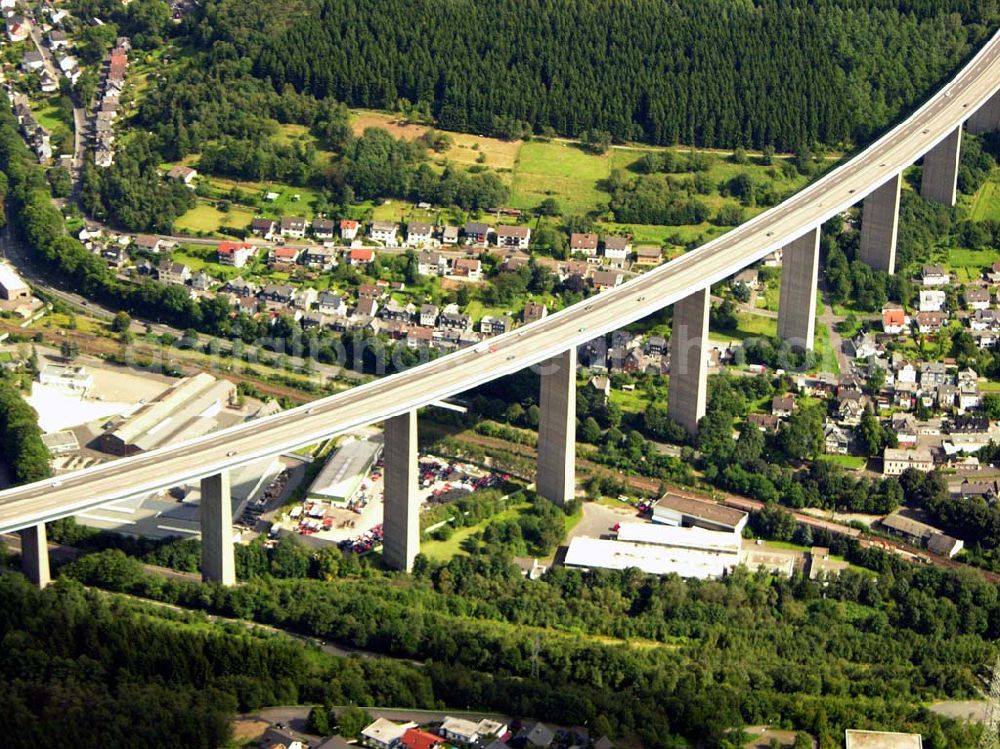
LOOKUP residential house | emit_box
[771,395,795,418]
[438,718,507,746]
[259,283,295,309]
[311,217,335,240]
[280,216,307,239]
[381,300,414,323]
[918,289,947,312]
[167,165,197,185]
[440,225,459,245]
[366,221,397,247]
[881,306,907,334]
[603,235,631,267]
[133,234,163,253]
[734,268,759,289]
[302,246,337,270]
[646,336,666,356]
[354,297,379,319]
[480,315,514,336]
[406,222,434,248]
[6,17,30,43]
[217,241,256,268]
[157,260,190,285]
[500,253,531,273]
[191,271,212,292]
[937,383,958,411]
[340,219,360,241]
[293,287,318,311]
[362,719,414,749]
[921,264,949,286]
[915,311,947,334]
[964,287,991,310]
[101,245,127,269]
[883,448,934,475]
[317,291,346,316]
[407,327,434,348]
[971,309,1000,330]
[824,421,851,455]
[400,729,444,749]
[958,367,980,411]
[438,311,472,331]
[419,304,439,327]
[749,413,780,432]
[634,245,662,265]
[48,30,69,50]
[891,414,918,446]
[837,391,868,426]
[221,277,258,299]
[349,248,375,267]
[358,284,382,300]
[496,224,530,249]
[927,533,964,558]
[270,246,301,268]
[22,50,45,73]
[592,270,623,290]
[570,232,599,258]
[417,250,449,276]
[464,222,490,247]
[589,375,611,399]
[452,258,482,280]
[920,362,949,389]
[847,332,880,359]
[516,723,555,749]
[523,302,548,323]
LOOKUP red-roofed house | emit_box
[350,248,374,266]
[217,241,256,268]
[400,729,443,749]
[340,219,360,241]
[270,246,301,268]
[881,306,907,335]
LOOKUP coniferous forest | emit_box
[175,0,1000,150]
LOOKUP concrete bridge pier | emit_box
[19,524,50,588]
[382,409,420,571]
[860,172,902,274]
[968,91,1000,135]
[668,288,710,436]
[200,470,236,585]
[537,347,577,506]
[776,227,821,352]
[920,126,962,206]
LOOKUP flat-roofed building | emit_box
[652,493,748,533]
[97,373,236,456]
[41,430,80,454]
[564,537,736,579]
[307,437,383,502]
[616,522,742,555]
[38,364,93,393]
[0,263,29,300]
[844,730,922,749]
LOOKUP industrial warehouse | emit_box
[96,373,238,455]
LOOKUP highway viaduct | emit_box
[3,32,1000,588]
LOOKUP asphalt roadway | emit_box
[0,32,998,533]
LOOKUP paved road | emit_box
[0,32,998,532]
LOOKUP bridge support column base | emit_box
[383,410,419,572]
[921,126,962,206]
[777,227,820,352]
[201,471,235,585]
[860,172,902,274]
[668,288,710,436]
[969,91,1000,135]
[20,524,50,588]
[537,348,577,506]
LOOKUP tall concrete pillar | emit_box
[860,172,902,274]
[19,524,50,588]
[668,288,710,435]
[537,347,576,506]
[968,91,1000,135]
[921,126,962,206]
[383,410,420,572]
[200,471,236,585]
[777,227,821,352]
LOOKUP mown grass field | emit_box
[510,141,612,215]
[172,201,257,236]
[969,169,1000,222]
[420,501,532,562]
